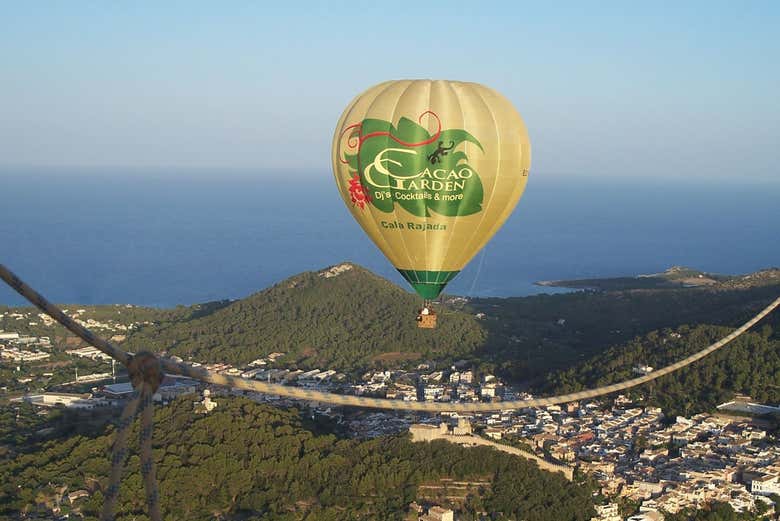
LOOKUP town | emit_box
[3,307,780,521]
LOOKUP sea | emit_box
[1,169,778,307]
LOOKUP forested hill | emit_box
[119,264,780,376]
[123,263,486,370]
[540,322,780,417]
[1,398,594,521]
[467,281,780,383]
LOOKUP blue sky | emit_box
[1,1,778,181]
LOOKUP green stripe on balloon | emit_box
[397,269,460,299]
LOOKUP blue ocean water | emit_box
[0,169,778,307]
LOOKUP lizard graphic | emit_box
[427,141,455,164]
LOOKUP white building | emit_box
[298,369,321,380]
[196,389,218,413]
[0,347,50,361]
[750,473,780,496]
[423,505,454,521]
[591,503,621,521]
[241,367,266,379]
[481,383,499,398]
[66,346,113,361]
[12,393,106,409]
[424,386,445,401]
[314,370,337,381]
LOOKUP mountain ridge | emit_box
[123,262,486,370]
[120,262,780,376]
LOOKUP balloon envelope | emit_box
[332,80,531,299]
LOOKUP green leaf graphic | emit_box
[344,117,484,218]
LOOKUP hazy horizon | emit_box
[2,171,777,307]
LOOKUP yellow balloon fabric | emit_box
[332,80,531,299]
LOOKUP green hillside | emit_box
[468,283,780,382]
[124,264,486,370]
[540,321,780,417]
[1,398,594,521]
[120,264,778,378]
[5,263,775,386]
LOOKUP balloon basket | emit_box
[416,304,437,329]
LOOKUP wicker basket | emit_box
[417,310,437,329]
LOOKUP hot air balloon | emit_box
[332,80,531,327]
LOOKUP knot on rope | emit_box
[127,351,164,393]
[101,351,164,521]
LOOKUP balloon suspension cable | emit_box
[468,247,488,299]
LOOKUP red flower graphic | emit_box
[348,173,372,210]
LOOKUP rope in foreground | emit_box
[0,265,165,521]
[1,263,779,521]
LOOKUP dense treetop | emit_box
[665,501,771,520]
[124,264,486,370]
[1,398,594,521]
[541,323,780,417]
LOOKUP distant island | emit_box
[536,265,780,292]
